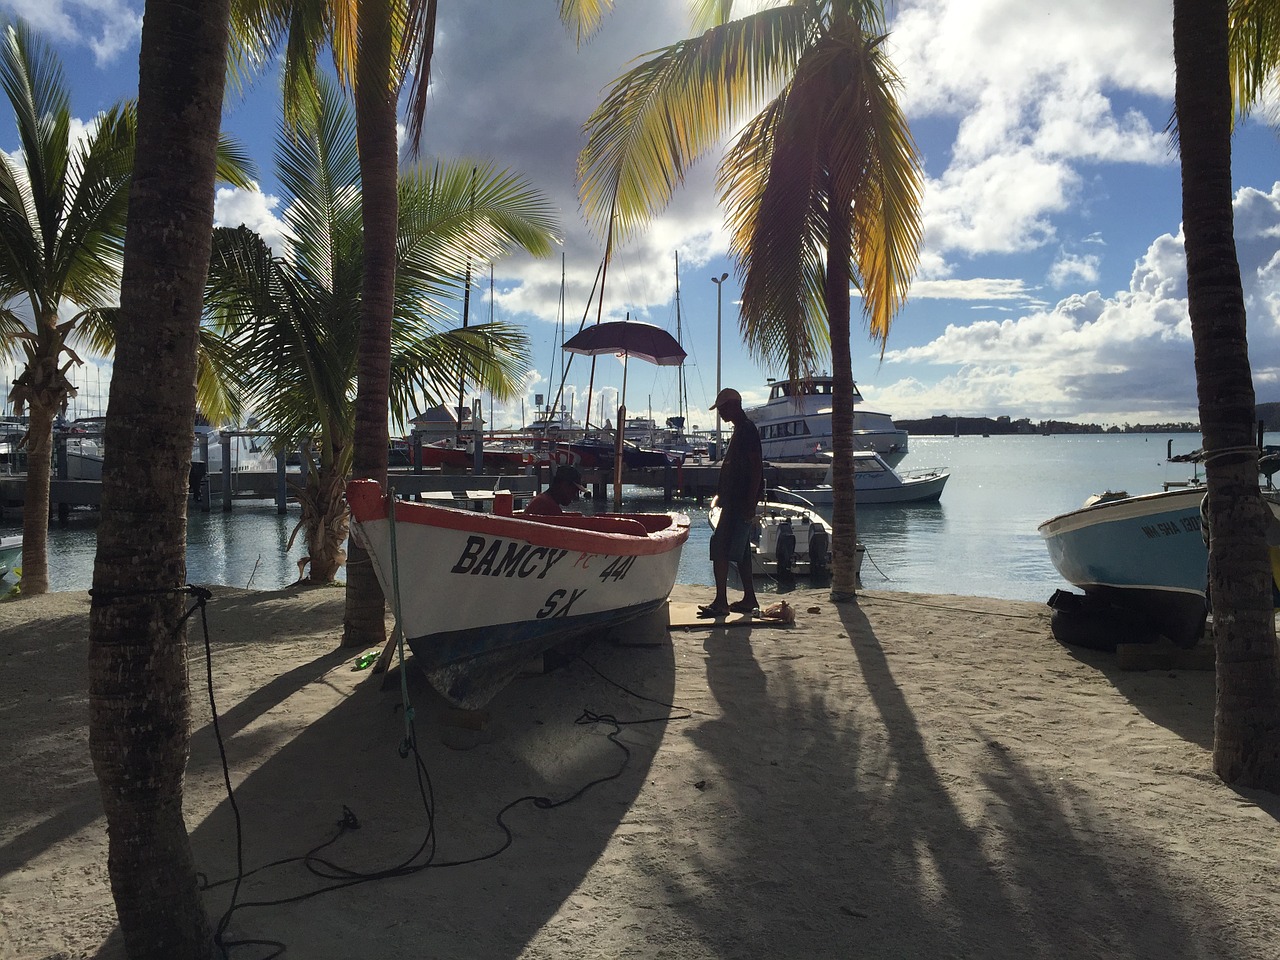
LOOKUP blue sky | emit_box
[4,0,1280,433]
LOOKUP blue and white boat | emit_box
[1038,487,1213,646]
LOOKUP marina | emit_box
[1,433,1251,600]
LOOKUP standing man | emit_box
[700,387,763,617]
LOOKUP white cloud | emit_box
[213,185,290,255]
[875,182,1280,422]
[909,277,1036,302]
[893,0,1175,274]
[2,1,140,66]
[1047,252,1101,288]
[922,150,1078,256]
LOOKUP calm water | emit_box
[3,433,1253,601]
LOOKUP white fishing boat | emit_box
[746,375,909,466]
[774,450,948,506]
[346,479,690,709]
[709,496,863,580]
[0,534,21,580]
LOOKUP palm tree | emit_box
[87,1,234,955]
[229,0,618,645]
[0,16,253,596]
[0,20,133,597]
[578,0,922,601]
[205,80,556,583]
[1174,0,1280,789]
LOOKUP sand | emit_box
[1,583,1278,960]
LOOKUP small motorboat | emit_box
[347,479,689,709]
[1039,487,1215,646]
[709,495,863,580]
[774,450,948,506]
[0,534,22,580]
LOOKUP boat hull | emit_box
[1038,488,1211,645]
[347,480,689,709]
[709,501,863,581]
[0,535,20,580]
[777,469,949,507]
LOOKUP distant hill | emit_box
[1258,402,1280,431]
[895,415,1198,436]
[899,404,1280,436]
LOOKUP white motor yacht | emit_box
[746,375,909,466]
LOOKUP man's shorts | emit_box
[710,512,754,565]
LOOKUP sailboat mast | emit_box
[457,168,477,440]
[674,251,686,437]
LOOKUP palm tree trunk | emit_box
[1174,0,1280,789]
[301,461,350,583]
[826,197,859,602]
[343,0,396,647]
[88,1,231,955]
[18,396,54,594]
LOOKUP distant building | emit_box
[410,403,481,443]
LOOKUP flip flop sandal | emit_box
[697,604,730,618]
[727,600,757,613]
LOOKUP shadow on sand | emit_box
[662,602,1252,959]
[154,621,672,958]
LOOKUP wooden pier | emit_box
[0,454,826,520]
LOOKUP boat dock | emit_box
[0,457,828,519]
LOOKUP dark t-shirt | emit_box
[717,418,762,515]
[524,491,563,515]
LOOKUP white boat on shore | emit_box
[0,534,21,579]
[709,496,864,580]
[746,375,909,466]
[347,479,689,709]
[774,450,948,506]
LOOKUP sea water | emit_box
[3,433,1256,601]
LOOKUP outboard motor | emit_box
[775,518,796,575]
[808,521,830,576]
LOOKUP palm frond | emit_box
[558,0,615,43]
[1229,0,1280,124]
[53,104,133,309]
[721,73,829,378]
[216,132,258,188]
[829,29,922,348]
[578,4,811,242]
[390,319,530,423]
[0,18,71,254]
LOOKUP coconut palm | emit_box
[578,0,922,601]
[1174,0,1280,789]
[0,16,253,596]
[87,2,236,955]
[228,0,617,644]
[205,80,555,583]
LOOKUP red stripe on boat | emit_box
[346,479,688,557]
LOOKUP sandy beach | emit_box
[2,582,1278,960]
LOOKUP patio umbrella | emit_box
[563,320,686,507]
[562,320,687,367]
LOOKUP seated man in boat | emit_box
[524,464,588,515]
[701,387,763,618]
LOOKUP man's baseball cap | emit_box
[553,464,588,490]
[709,387,742,410]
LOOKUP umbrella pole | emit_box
[614,353,628,510]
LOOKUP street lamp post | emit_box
[711,272,728,460]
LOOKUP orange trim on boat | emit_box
[346,480,688,557]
